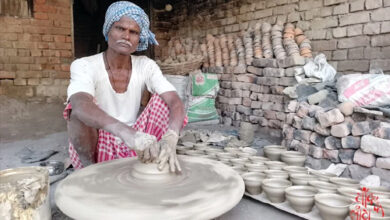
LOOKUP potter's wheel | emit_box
[55,155,244,220]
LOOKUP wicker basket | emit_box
[159,58,203,75]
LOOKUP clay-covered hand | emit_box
[134,132,159,163]
[158,129,181,173]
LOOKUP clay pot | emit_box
[315,193,352,220]
[264,161,287,170]
[263,145,287,161]
[295,35,306,45]
[294,28,303,36]
[245,163,268,173]
[376,199,390,214]
[329,177,360,189]
[204,148,224,156]
[264,170,289,180]
[239,122,256,145]
[310,170,337,182]
[185,150,205,156]
[224,147,241,155]
[240,147,257,156]
[232,165,246,175]
[282,166,308,175]
[290,173,318,186]
[198,154,217,160]
[285,186,318,213]
[280,151,306,166]
[237,152,252,159]
[283,33,294,39]
[182,142,195,147]
[219,158,232,166]
[217,152,236,160]
[337,187,361,202]
[177,146,193,155]
[242,172,267,195]
[308,180,338,193]
[230,158,249,166]
[349,203,390,220]
[262,179,292,203]
[370,186,390,200]
[249,156,269,163]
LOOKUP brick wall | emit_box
[0,0,72,100]
[152,0,390,74]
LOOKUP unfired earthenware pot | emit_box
[264,170,289,180]
[376,198,390,214]
[282,166,308,175]
[349,203,390,219]
[329,177,360,189]
[285,186,318,213]
[280,151,306,166]
[262,179,292,203]
[337,187,361,202]
[245,163,268,173]
[217,152,236,160]
[315,193,352,220]
[240,147,257,156]
[263,145,287,161]
[309,170,337,182]
[290,173,317,186]
[249,156,269,163]
[242,172,267,195]
[370,186,390,200]
[264,161,287,170]
[230,158,249,166]
[308,180,338,193]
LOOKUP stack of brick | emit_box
[282,99,390,186]
[207,55,305,129]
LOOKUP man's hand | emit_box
[158,129,181,173]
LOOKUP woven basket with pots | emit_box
[158,57,203,76]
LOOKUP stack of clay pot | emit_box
[261,22,273,59]
[283,23,300,57]
[160,38,201,65]
[271,24,287,60]
[295,27,313,58]
[243,31,253,65]
[227,35,238,66]
[200,42,209,67]
[219,34,230,67]
[214,37,222,67]
[206,34,216,67]
[253,23,262,59]
[235,33,246,66]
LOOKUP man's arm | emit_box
[159,91,185,134]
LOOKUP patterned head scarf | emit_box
[102,1,158,51]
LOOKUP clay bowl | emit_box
[249,156,269,163]
[285,186,318,213]
[224,147,241,155]
[263,145,287,161]
[219,158,232,166]
[315,193,352,220]
[242,172,267,195]
[290,173,318,186]
[245,163,267,172]
[280,151,306,167]
[262,179,292,203]
[240,147,257,156]
[294,28,303,36]
[329,177,360,189]
[370,186,390,200]
[264,161,287,170]
[308,180,338,193]
[232,165,246,175]
[349,203,390,219]
[217,152,236,160]
[376,199,390,214]
[230,158,249,167]
[337,187,361,202]
[237,152,252,159]
[185,150,205,156]
[264,170,289,180]
[283,166,308,175]
[198,154,217,160]
[309,170,337,182]
[181,142,195,147]
[176,145,193,155]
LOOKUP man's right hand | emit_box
[133,132,159,163]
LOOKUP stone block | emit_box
[324,0,348,5]
[228,98,242,105]
[242,98,252,107]
[333,27,347,38]
[310,145,324,159]
[268,120,282,129]
[307,90,329,105]
[333,50,348,60]
[263,68,285,77]
[249,115,260,123]
[382,21,390,33]
[262,102,273,110]
[272,103,284,112]
[296,102,310,118]
[338,60,370,72]
[279,77,298,86]
[339,11,370,26]
[341,136,361,149]
[293,116,303,129]
[277,55,306,68]
[235,74,256,83]
[350,0,365,11]
[283,125,295,140]
[302,116,316,131]
[354,149,376,167]
[233,65,247,74]
[308,105,325,117]
[316,108,345,127]
[264,110,276,120]
[251,101,262,109]
[312,40,338,51]
[338,149,355,164]
[338,101,355,116]
[253,109,263,117]
[333,3,349,15]
[293,129,312,143]
[310,132,325,147]
[376,157,390,170]
[372,167,390,185]
[286,100,298,113]
[314,124,331,136]
[276,112,286,121]
[363,23,381,35]
[347,24,363,37]
[286,113,295,124]
[361,135,390,157]
[349,164,372,181]
[305,156,332,170]
[323,149,340,163]
[325,136,342,149]
[247,66,263,75]
[372,126,390,140]
[252,58,278,68]
[372,34,390,47]
[297,142,310,155]
[231,89,242,98]
[220,81,231,89]
[331,122,351,138]
[338,36,370,49]
[370,59,390,71]
[351,121,370,136]
[237,105,251,115]
[372,7,390,22]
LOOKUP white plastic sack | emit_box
[337,73,390,107]
[303,53,336,82]
[164,74,191,110]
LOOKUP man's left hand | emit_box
[158,129,181,173]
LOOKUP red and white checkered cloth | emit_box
[63,94,188,169]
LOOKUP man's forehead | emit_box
[113,16,140,29]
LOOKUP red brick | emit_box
[4,64,17,71]
[9,57,34,64]
[42,50,56,57]
[14,78,27,86]
[48,57,60,63]
[53,20,71,28]
[16,64,30,71]
[29,64,43,71]
[0,41,13,48]
[30,19,53,27]
[0,71,16,79]
[34,12,49,20]
[61,64,70,71]
[17,49,31,56]
[12,41,38,49]
[27,78,40,85]
[35,0,47,4]
[38,42,50,49]
[34,5,57,13]
[48,42,72,50]
[0,33,18,41]
[5,49,17,56]
[52,71,70,79]
[31,50,42,57]
[16,71,42,78]
[65,36,72,43]
[35,57,49,64]
[0,25,23,33]
[0,56,9,63]
[22,26,46,34]
[42,35,54,42]
[54,35,66,43]
[60,50,72,57]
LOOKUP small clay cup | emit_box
[262,178,292,203]
[264,170,289,180]
[283,166,308,175]
[263,145,287,161]
[285,186,318,213]
[242,172,267,195]
[280,151,306,167]
[308,180,338,193]
[315,193,352,220]
[290,173,318,186]
[264,161,287,170]
[329,177,360,189]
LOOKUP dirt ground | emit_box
[0,95,302,220]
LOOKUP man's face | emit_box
[107,16,140,55]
